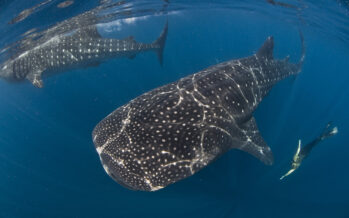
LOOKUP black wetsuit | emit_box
[280,122,337,180]
[298,122,336,161]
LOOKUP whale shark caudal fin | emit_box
[297,29,306,69]
[152,21,168,66]
[237,117,274,165]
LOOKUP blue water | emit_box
[0,0,349,217]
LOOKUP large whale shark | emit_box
[0,22,168,88]
[92,33,305,191]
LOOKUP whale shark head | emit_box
[0,61,15,82]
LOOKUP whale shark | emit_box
[0,21,168,88]
[92,33,305,191]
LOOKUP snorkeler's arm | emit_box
[292,139,302,161]
[280,140,302,180]
[280,168,296,180]
[295,140,301,157]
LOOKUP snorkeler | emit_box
[280,122,338,180]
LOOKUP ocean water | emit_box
[0,0,348,217]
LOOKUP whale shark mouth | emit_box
[98,151,162,191]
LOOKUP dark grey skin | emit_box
[0,22,168,88]
[92,34,305,191]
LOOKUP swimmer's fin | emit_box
[237,117,274,165]
[330,127,338,136]
[322,126,338,139]
[320,122,338,140]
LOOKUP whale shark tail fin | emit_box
[153,21,168,66]
[297,28,306,71]
[285,29,306,76]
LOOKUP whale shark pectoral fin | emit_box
[237,117,274,165]
[26,69,44,88]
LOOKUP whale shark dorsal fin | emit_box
[237,117,274,165]
[77,25,101,38]
[124,36,134,41]
[256,36,274,60]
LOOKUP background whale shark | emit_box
[0,21,168,88]
[92,33,305,191]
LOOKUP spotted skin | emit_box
[93,36,305,191]
[0,22,168,88]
